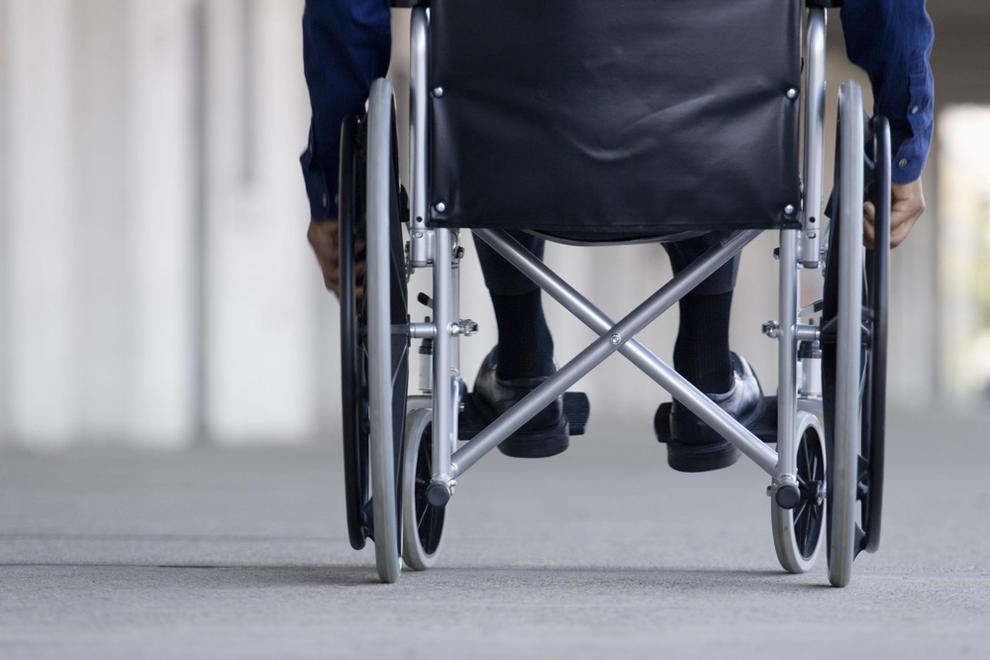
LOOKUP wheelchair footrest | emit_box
[458,391,590,440]
[563,392,590,436]
[654,396,778,444]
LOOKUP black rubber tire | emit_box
[401,408,446,570]
[860,115,890,553]
[771,413,827,573]
[339,115,369,551]
[338,109,410,557]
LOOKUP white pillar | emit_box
[5,0,77,446]
[0,0,12,446]
[125,0,197,445]
[72,0,134,439]
[204,0,317,443]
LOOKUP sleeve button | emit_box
[910,105,920,115]
[898,158,909,168]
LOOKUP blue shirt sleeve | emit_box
[841,0,934,183]
[300,0,391,220]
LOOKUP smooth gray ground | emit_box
[1,410,988,659]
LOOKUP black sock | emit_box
[490,290,554,380]
[673,291,733,394]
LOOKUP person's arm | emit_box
[302,0,391,293]
[841,0,934,247]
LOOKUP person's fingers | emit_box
[308,222,340,260]
[308,220,342,297]
[321,256,340,296]
[888,181,925,248]
[306,218,369,299]
[863,201,876,249]
[857,179,926,250]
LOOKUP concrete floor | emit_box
[1,410,988,659]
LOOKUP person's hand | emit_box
[307,219,365,297]
[864,178,926,249]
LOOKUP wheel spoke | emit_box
[807,504,823,552]
[795,504,809,550]
[799,438,811,477]
[391,343,409,388]
[793,499,809,527]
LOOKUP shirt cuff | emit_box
[300,146,338,220]
[890,56,934,184]
[891,136,928,184]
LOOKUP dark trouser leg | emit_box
[472,231,554,380]
[663,232,740,394]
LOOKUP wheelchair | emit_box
[337,0,889,587]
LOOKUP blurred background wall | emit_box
[1,1,988,449]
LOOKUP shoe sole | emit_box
[459,392,581,459]
[664,398,766,473]
[666,438,740,472]
[497,416,570,459]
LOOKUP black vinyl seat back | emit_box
[428,0,802,236]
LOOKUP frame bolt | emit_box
[786,88,799,100]
[451,319,478,337]
[434,201,447,213]
[762,320,780,339]
[609,333,622,346]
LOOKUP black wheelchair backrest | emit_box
[428,0,802,236]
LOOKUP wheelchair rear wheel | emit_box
[771,412,826,573]
[821,83,890,587]
[339,80,410,583]
[339,115,370,552]
[401,408,446,570]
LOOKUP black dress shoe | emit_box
[471,348,569,458]
[665,353,764,472]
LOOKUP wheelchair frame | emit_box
[349,5,889,586]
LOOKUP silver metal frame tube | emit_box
[775,229,799,488]
[450,235,462,445]
[453,229,777,477]
[431,228,455,490]
[409,8,430,266]
[801,8,826,267]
